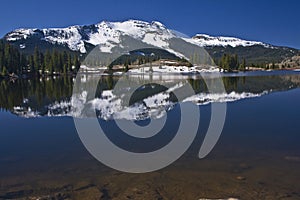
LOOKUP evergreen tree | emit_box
[20,54,27,73]
[51,50,58,73]
[124,57,130,72]
[219,53,240,72]
[2,66,7,76]
[33,46,41,74]
[73,56,80,71]
[271,62,275,69]
[239,58,246,71]
[29,55,35,73]
[62,51,68,74]
[67,54,73,72]
[40,53,45,74]
[44,50,52,74]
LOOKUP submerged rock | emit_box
[236,176,246,181]
[284,156,300,162]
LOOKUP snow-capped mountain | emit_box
[4,20,299,64]
[5,20,176,54]
[4,20,269,54]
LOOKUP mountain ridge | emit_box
[2,19,300,65]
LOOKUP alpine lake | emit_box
[0,70,300,200]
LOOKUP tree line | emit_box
[218,53,246,72]
[217,53,291,71]
[0,40,81,76]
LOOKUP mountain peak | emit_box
[192,33,266,47]
[4,19,273,54]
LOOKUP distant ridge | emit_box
[3,19,299,65]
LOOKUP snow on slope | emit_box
[5,20,269,54]
[6,28,35,41]
[6,26,87,53]
[42,26,87,53]
[190,34,267,47]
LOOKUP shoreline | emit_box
[1,66,300,81]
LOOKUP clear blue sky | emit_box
[1,0,300,49]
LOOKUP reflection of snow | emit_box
[12,88,268,120]
[13,106,39,118]
[90,89,173,120]
[184,91,268,105]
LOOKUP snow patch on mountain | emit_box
[5,20,270,55]
[6,28,35,41]
[189,34,267,47]
[42,26,87,53]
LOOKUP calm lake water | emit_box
[0,71,300,199]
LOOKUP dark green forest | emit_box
[1,39,297,78]
[0,40,81,76]
[217,54,246,72]
[216,53,285,71]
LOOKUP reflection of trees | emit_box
[0,74,299,115]
[105,75,114,90]
[222,75,299,93]
[0,76,74,111]
[223,77,239,91]
[189,75,299,94]
[188,78,208,93]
